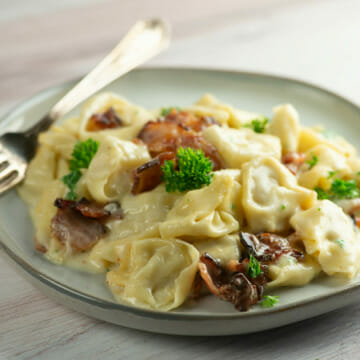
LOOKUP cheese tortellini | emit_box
[18,92,360,312]
[241,156,316,233]
[291,200,360,278]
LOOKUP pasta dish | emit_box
[18,92,360,311]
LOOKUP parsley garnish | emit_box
[161,107,181,116]
[281,204,286,210]
[61,139,99,200]
[262,295,279,308]
[335,239,345,249]
[328,170,339,179]
[161,147,213,193]
[314,187,329,200]
[306,155,318,169]
[318,208,321,211]
[247,254,262,278]
[244,117,269,133]
[315,179,360,201]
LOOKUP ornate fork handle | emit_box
[24,19,170,138]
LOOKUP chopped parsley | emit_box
[247,254,262,278]
[161,147,213,193]
[328,170,339,179]
[335,239,345,249]
[161,107,181,116]
[306,155,319,169]
[315,179,360,201]
[314,187,329,200]
[357,171,360,176]
[262,295,280,308]
[231,203,235,210]
[281,204,286,210]
[61,139,99,200]
[318,208,321,211]
[244,117,269,133]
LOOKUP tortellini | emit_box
[203,125,281,169]
[267,104,300,154]
[298,144,352,189]
[159,171,240,239]
[194,93,260,128]
[106,239,199,311]
[79,92,152,141]
[81,136,150,202]
[241,156,316,233]
[267,254,321,288]
[290,200,360,278]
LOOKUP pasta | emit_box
[18,93,360,312]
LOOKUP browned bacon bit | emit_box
[54,198,123,220]
[282,152,305,175]
[164,110,219,132]
[51,198,122,253]
[137,120,224,170]
[240,232,305,262]
[34,237,47,253]
[86,107,123,132]
[131,152,175,194]
[198,253,268,311]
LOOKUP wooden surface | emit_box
[1,0,360,359]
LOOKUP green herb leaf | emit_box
[69,139,99,171]
[328,170,339,179]
[244,117,269,133]
[62,139,99,200]
[262,295,280,308]
[306,155,319,169]
[247,254,262,278]
[330,179,360,199]
[335,239,345,249]
[281,204,286,210]
[162,147,214,193]
[314,187,330,200]
[161,107,181,116]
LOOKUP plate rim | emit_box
[1,65,360,321]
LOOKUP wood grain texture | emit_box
[1,0,360,358]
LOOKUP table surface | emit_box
[1,0,360,359]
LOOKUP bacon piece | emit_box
[86,107,123,132]
[50,198,122,253]
[240,232,305,262]
[164,109,219,132]
[131,152,175,194]
[54,198,123,220]
[282,152,305,175]
[198,253,268,311]
[137,120,224,170]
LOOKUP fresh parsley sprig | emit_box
[246,254,262,278]
[61,138,99,200]
[244,117,269,133]
[161,147,214,193]
[315,178,360,201]
[306,155,319,169]
[262,295,280,308]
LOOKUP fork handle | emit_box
[24,19,170,137]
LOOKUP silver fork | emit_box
[0,19,170,195]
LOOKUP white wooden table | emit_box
[1,1,360,358]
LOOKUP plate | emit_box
[1,67,360,336]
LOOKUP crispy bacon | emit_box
[137,120,224,170]
[164,109,219,132]
[282,151,305,175]
[131,152,175,194]
[86,107,123,132]
[50,198,122,253]
[198,253,268,311]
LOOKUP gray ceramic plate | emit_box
[1,67,360,336]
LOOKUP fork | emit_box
[0,19,170,195]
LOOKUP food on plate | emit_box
[18,93,360,312]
